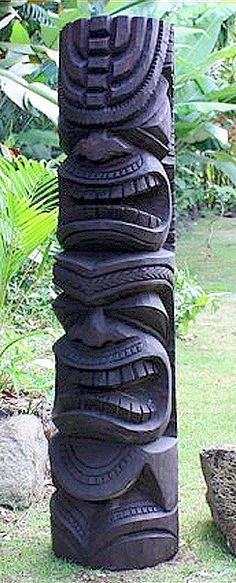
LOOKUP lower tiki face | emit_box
[53,251,174,444]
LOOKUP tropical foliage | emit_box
[0,155,58,316]
[176,268,211,334]
[0,154,58,393]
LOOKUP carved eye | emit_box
[120,128,170,160]
[53,294,89,331]
[105,293,169,344]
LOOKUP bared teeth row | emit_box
[66,360,159,388]
[66,157,143,180]
[60,205,160,229]
[60,389,157,423]
[60,174,160,201]
[110,503,161,523]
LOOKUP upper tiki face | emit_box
[58,16,174,253]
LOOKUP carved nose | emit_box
[68,307,127,348]
[74,131,133,162]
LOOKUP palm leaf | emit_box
[0,68,58,125]
[0,156,58,313]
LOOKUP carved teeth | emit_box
[93,371,107,387]
[121,364,135,384]
[123,181,137,196]
[70,357,159,389]
[110,185,123,199]
[132,361,148,379]
[149,215,158,228]
[135,177,147,193]
[62,170,160,203]
[60,378,159,424]
[107,369,121,387]
[147,175,156,189]
[144,362,156,376]
[62,204,160,230]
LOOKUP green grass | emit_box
[178,216,236,293]
[0,218,236,583]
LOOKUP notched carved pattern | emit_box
[50,15,177,570]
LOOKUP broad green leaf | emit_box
[40,24,60,51]
[176,118,206,139]
[0,42,34,55]
[207,85,236,103]
[175,26,207,40]
[176,80,206,105]
[212,152,236,186]
[169,2,209,24]
[194,75,218,95]
[180,122,229,146]
[89,0,110,15]
[202,44,236,70]
[206,124,229,146]
[45,48,59,66]
[0,69,58,125]
[106,0,177,18]
[0,11,16,30]
[178,4,236,73]
[10,20,30,45]
[0,68,58,102]
[50,7,90,27]
[177,101,236,115]
[9,61,39,77]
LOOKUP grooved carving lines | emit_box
[59,17,171,127]
[50,15,177,571]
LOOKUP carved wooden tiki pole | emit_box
[50,15,177,570]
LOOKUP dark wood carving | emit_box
[50,15,177,570]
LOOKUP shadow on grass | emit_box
[195,519,235,563]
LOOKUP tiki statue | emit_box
[50,15,178,570]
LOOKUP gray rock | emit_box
[200,445,236,555]
[0,414,48,509]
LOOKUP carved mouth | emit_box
[58,151,171,251]
[56,375,159,425]
[59,202,162,254]
[59,171,160,202]
[61,204,160,229]
[59,358,159,390]
[54,335,171,438]
[58,175,170,251]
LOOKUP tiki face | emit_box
[53,251,174,443]
[58,16,173,252]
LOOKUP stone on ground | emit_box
[0,414,48,509]
[200,445,236,555]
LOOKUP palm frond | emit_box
[0,156,58,313]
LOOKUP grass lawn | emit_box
[0,217,236,583]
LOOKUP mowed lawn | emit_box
[0,218,236,583]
